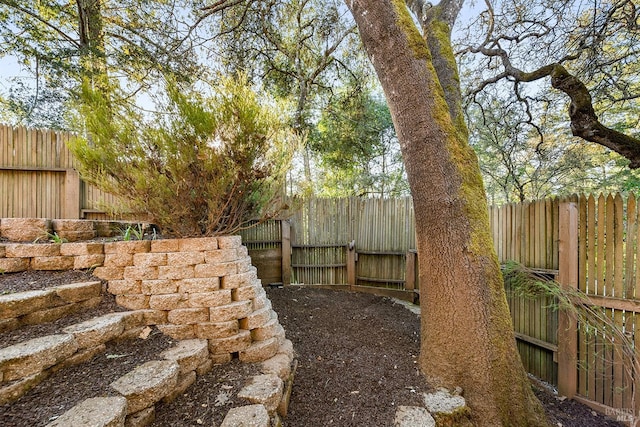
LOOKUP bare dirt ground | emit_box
[0,271,624,426]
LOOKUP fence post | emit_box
[281,220,291,285]
[347,241,356,290]
[557,201,579,398]
[64,169,81,219]
[405,250,416,291]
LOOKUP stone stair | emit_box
[1,277,296,427]
[0,280,103,334]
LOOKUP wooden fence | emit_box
[489,198,561,387]
[490,194,640,421]
[576,194,640,419]
[0,124,118,219]
[240,197,418,301]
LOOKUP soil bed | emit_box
[0,270,625,426]
[0,269,99,294]
[268,286,622,427]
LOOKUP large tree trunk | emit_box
[345,1,548,425]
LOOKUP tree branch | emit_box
[549,66,640,168]
[0,0,81,48]
[471,41,640,167]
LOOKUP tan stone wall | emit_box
[0,217,151,243]
[2,220,294,425]
[0,230,286,363]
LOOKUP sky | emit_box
[0,55,22,94]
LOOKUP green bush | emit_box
[69,75,295,237]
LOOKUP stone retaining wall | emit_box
[0,281,103,333]
[1,235,286,364]
[94,236,286,364]
[1,220,293,425]
[0,217,149,243]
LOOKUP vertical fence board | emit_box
[597,195,606,297]
[625,195,637,299]
[558,202,579,398]
[603,196,615,407]
[578,195,588,397]
[612,195,625,408]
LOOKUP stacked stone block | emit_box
[0,217,152,243]
[51,220,97,242]
[0,218,51,242]
[220,337,297,426]
[93,236,287,364]
[2,232,288,365]
[0,281,102,333]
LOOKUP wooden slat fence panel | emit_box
[238,220,283,285]
[288,198,351,285]
[0,124,121,219]
[1,125,69,218]
[575,192,640,420]
[496,198,559,386]
[276,197,418,288]
[354,197,414,289]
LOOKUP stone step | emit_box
[3,323,296,427]
[45,396,127,427]
[0,334,78,383]
[0,310,160,405]
[110,359,180,415]
[48,339,221,426]
[0,281,103,333]
[62,313,125,350]
[394,406,435,427]
[220,404,270,427]
[394,388,472,427]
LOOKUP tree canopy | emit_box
[0,0,201,128]
[456,0,640,167]
[1,0,638,199]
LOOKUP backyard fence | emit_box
[240,197,418,301]
[0,124,118,219]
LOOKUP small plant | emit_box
[48,232,68,244]
[121,224,144,241]
[34,232,68,244]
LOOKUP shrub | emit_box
[69,75,296,237]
